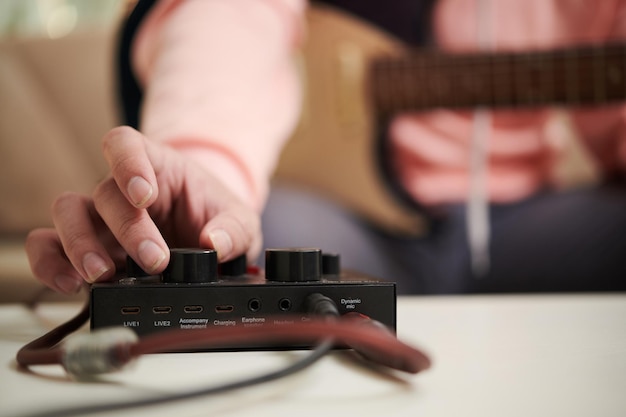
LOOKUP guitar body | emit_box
[272,5,625,236]
[273,5,427,236]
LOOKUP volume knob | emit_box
[162,248,218,283]
[265,248,322,282]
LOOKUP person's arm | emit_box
[25,0,307,294]
[389,0,626,207]
[133,0,306,210]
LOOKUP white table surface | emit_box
[1,294,625,417]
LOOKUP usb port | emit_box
[121,306,141,315]
[152,306,172,314]
[183,305,204,313]
[215,305,234,313]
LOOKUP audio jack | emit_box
[305,293,339,319]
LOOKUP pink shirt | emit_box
[132,0,626,210]
[390,0,626,205]
[133,0,306,211]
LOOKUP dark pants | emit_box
[261,184,626,294]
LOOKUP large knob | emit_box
[162,248,218,283]
[265,248,322,282]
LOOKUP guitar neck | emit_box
[370,43,626,118]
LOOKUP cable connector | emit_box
[61,327,139,378]
[305,293,339,319]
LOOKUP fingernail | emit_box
[208,229,233,259]
[82,252,110,283]
[127,176,153,207]
[138,240,167,273]
[54,275,82,294]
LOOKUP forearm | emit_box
[132,0,306,210]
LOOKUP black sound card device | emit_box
[90,248,396,351]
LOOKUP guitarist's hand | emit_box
[572,105,626,176]
[25,126,262,294]
[389,110,555,205]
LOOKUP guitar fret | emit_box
[563,47,579,105]
[461,54,490,107]
[514,52,528,106]
[490,53,513,107]
[520,53,554,106]
[617,45,626,96]
[370,42,626,117]
[405,58,420,110]
[593,46,607,103]
[605,44,626,100]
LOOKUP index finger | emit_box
[102,126,159,209]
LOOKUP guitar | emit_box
[272,5,626,236]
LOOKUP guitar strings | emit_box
[371,43,626,110]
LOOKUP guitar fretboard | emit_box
[370,43,626,118]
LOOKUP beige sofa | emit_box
[0,25,119,302]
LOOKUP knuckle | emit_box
[24,229,47,261]
[102,126,145,175]
[92,178,147,246]
[115,214,143,244]
[51,191,82,214]
[92,177,117,202]
[63,228,93,256]
[227,207,261,248]
[30,261,51,281]
[240,208,261,237]
[24,229,56,278]
[95,198,142,244]
[25,228,43,248]
[101,126,135,153]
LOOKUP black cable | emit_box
[18,339,334,417]
[18,294,341,417]
[15,292,430,416]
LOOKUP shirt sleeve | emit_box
[130,0,307,211]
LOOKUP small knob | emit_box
[322,252,341,276]
[162,248,218,283]
[265,248,322,282]
[219,253,247,276]
[126,256,149,278]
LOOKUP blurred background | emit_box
[0,0,127,301]
[0,1,602,301]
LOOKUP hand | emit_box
[26,126,262,294]
[388,110,554,205]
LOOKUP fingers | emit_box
[199,203,262,263]
[93,177,169,274]
[28,125,261,293]
[51,192,116,284]
[102,126,159,209]
[26,228,85,295]
[100,126,170,273]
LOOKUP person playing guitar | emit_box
[26,0,626,295]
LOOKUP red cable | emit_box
[16,300,431,375]
[16,302,90,367]
[130,316,430,373]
